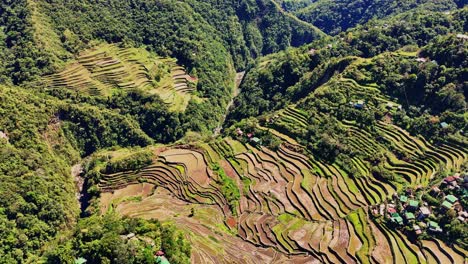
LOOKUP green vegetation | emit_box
[103,148,153,174]
[0,0,467,262]
[46,212,191,264]
[281,0,461,35]
[0,85,78,262]
[347,209,371,264]
[212,162,240,215]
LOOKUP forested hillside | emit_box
[0,0,467,263]
[277,0,464,34]
[0,0,324,262]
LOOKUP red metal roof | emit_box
[444,176,456,182]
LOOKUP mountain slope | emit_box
[0,1,467,263]
[278,0,463,34]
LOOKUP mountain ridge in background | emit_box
[0,0,467,263]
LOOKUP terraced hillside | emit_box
[44,43,197,111]
[94,134,467,263]
[260,49,467,191]
[79,31,468,264]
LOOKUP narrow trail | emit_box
[72,163,91,215]
[72,163,84,201]
[214,71,245,136]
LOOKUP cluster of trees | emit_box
[212,162,240,215]
[60,104,154,157]
[0,0,56,84]
[46,213,191,264]
[0,86,79,263]
[19,0,323,137]
[285,0,462,35]
[186,0,323,66]
[103,149,153,174]
[351,35,466,140]
[229,8,466,142]
[344,9,467,57]
[0,85,189,262]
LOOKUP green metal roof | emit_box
[441,200,453,209]
[392,216,403,224]
[400,195,408,202]
[428,221,440,228]
[251,137,261,143]
[75,258,87,264]
[445,195,458,203]
[408,200,419,207]
[156,256,170,264]
[405,212,415,220]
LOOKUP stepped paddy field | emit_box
[1,1,467,263]
[90,126,467,263]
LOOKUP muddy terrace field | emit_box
[97,139,467,264]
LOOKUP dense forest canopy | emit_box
[0,0,323,262]
[277,0,464,34]
[0,0,467,263]
[228,7,467,124]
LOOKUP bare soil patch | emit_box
[160,149,210,187]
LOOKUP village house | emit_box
[384,170,466,241]
[75,258,87,264]
[443,176,460,189]
[441,200,453,210]
[430,186,441,196]
[427,221,442,233]
[250,137,261,145]
[387,207,397,215]
[413,225,422,235]
[417,206,431,220]
[354,100,365,109]
[378,204,384,215]
[399,195,408,204]
[405,212,416,222]
[443,176,457,184]
[445,194,458,204]
[456,33,468,40]
[391,213,404,225]
[407,200,419,211]
[415,57,427,63]
[458,211,468,222]
[155,250,170,264]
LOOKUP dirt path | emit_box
[72,163,84,200]
[214,71,245,136]
[72,163,88,214]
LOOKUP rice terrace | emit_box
[91,122,467,263]
[0,0,467,263]
[44,43,198,111]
